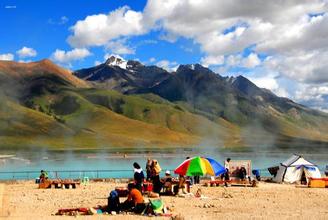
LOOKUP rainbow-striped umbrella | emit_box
[174,156,225,176]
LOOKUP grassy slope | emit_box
[24,88,242,148]
[10,90,202,149]
[4,86,328,149]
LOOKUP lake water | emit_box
[0,146,327,180]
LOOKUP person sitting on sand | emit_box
[122,183,146,214]
[151,160,162,194]
[173,175,188,195]
[161,170,173,195]
[238,166,247,181]
[133,162,144,193]
[39,170,48,183]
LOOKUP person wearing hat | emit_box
[161,170,173,195]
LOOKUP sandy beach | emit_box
[0,180,327,220]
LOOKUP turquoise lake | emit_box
[0,146,327,180]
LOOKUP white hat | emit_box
[165,170,171,175]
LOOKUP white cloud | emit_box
[242,53,261,68]
[293,83,328,112]
[249,74,289,98]
[94,60,102,66]
[0,53,14,61]
[16,47,37,58]
[5,5,16,9]
[48,16,69,25]
[224,53,261,68]
[50,48,91,64]
[149,57,156,63]
[250,75,278,90]
[201,55,224,67]
[18,60,32,63]
[60,16,69,24]
[156,60,178,72]
[142,0,327,57]
[105,39,135,55]
[264,51,328,84]
[68,6,146,47]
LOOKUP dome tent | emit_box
[272,154,321,183]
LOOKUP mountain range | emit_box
[0,55,327,150]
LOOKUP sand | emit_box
[1,180,328,220]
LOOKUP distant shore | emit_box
[1,180,328,219]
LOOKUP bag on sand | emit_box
[150,199,165,214]
[143,199,169,216]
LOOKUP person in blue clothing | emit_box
[133,162,144,193]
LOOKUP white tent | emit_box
[272,155,321,183]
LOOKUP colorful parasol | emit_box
[174,156,225,176]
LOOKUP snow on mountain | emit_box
[105,54,127,69]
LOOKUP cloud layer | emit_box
[16,46,37,58]
[0,53,14,61]
[50,48,91,65]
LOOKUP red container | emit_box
[142,182,153,193]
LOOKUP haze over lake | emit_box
[0,145,326,180]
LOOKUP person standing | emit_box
[151,159,162,193]
[224,158,231,186]
[185,157,193,186]
[133,162,144,193]
[145,158,152,181]
[194,175,200,184]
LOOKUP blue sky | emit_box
[1,0,328,111]
[0,0,203,69]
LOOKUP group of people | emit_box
[145,158,195,195]
[108,157,254,214]
[108,159,168,214]
[114,159,190,214]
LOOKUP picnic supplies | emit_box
[174,157,225,176]
[143,199,170,216]
[150,199,164,214]
[142,182,153,194]
[308,178,328,188]
[39,179,80,189]
[56,207,89,216]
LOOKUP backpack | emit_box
[107,190,120,212]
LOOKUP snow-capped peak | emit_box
[105,54,127,69]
